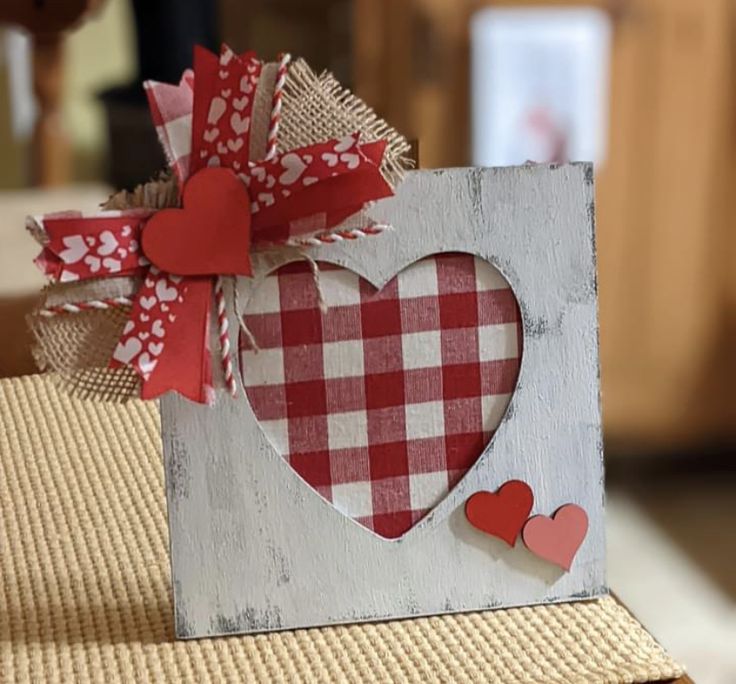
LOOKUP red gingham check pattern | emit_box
[144,71,194,184]
[239,253,521,538]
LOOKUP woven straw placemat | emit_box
[0,374,684,683]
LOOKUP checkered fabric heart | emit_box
[240,253,521,538]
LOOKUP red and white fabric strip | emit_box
[189,45,261,178]
[246,134,392,244]
[144,71,194,185]
[33,211,151,283]
[110,268,215,404]
[145,44,263,186]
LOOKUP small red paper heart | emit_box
[142,167,252,277]
[465,480,534,546]
[522,504,588,571]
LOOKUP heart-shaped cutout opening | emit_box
[239,253,522,538]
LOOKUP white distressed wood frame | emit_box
[161,164,606,639]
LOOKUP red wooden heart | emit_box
[522,503,588,570]
[465,480,534,546]
[142,167,252,277]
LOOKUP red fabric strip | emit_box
[38,213,150,283]
[140,277,214,403]
[249,137,391,243]
[190,45,262,178]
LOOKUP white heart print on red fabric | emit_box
[240,253,522,539]
[111,272,185,381]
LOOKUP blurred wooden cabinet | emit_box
[220,0,353,84]
[353,0,736,449]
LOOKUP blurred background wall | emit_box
[351,0,736,455]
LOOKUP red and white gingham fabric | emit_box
[145,71,195,184]
[240,253,521,539]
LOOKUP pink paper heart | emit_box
[522,504,588,570]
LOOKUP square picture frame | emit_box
[161,164,605,639]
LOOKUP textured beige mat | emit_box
[0,374,684,683]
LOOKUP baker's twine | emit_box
[264,52,291,161]
[214,277,238,397]
[38,297,134,317]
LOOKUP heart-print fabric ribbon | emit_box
[33,44,393,404]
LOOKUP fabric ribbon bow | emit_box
[34,45,394,404]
